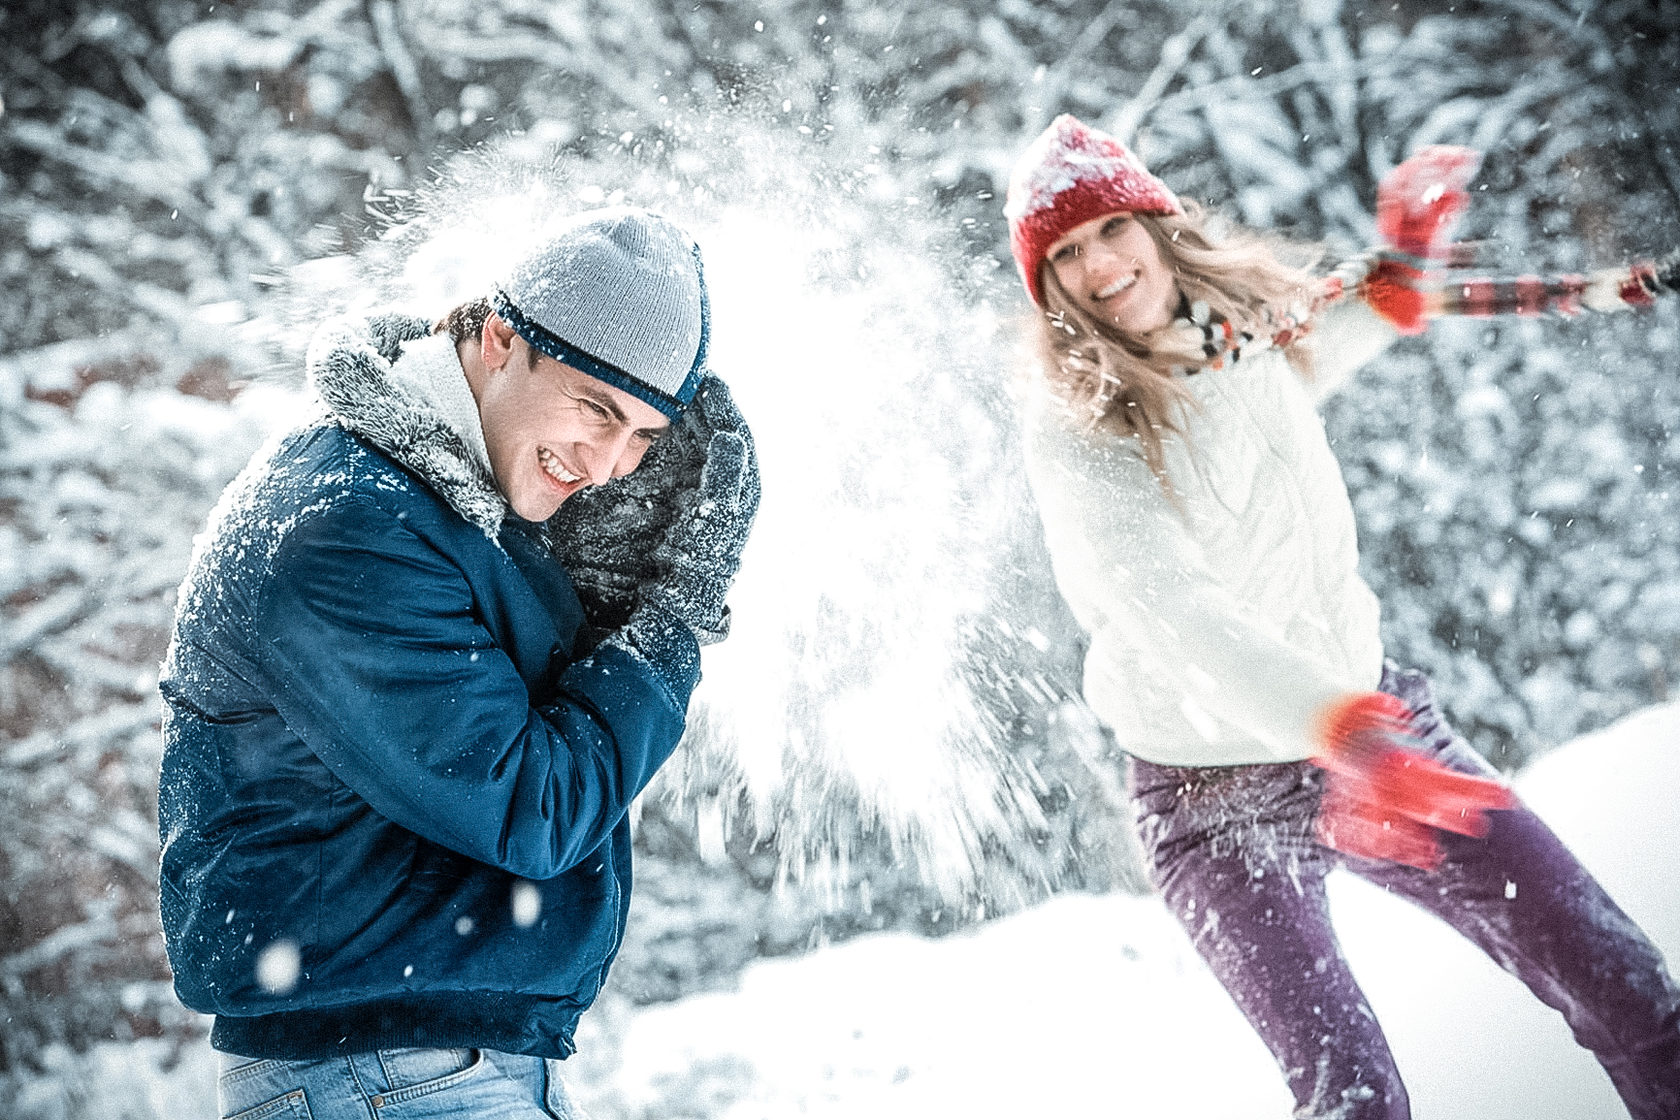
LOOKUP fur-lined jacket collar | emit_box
[304,313,510,538]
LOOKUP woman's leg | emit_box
[1347,666,1680,1120]
[1130,757,1409,1120]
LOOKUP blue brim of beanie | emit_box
[491,289,701,422]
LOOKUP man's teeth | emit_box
[537,448,581,483]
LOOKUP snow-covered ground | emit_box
[566,702,1680,1120]
[18,702,1678,1119]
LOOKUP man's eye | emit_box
[582,399,611,419]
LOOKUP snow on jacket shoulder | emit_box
[157,314,698,1060]
[1023,310,1391,767]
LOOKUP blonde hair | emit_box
[1032,205,1322,481]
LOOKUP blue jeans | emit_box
[216,1047,589,1120]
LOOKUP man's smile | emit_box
[537,445,583,485]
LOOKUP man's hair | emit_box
[1032,205,1320,482]
[434,297,494,345]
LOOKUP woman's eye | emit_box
[1052,243,1080,262]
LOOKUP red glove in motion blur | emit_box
[1375,145,1482,257]
[1362,145,1483,334]
[1311,692,1517,871]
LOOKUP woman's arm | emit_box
[1299,295,1401,401]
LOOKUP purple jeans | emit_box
[1128,663,1680,1120]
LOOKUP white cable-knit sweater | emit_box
[1024,301,1400,766]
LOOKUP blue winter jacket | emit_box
[157,315,699,1060]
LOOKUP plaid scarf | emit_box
[1114,249,1674,380]
[1246,248,1680,356]
[1427,253,1676,317]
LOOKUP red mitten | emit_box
[1363,145,1483,334]
[1315,782,1444,871]
[1361,259,1432,334]
[1376,145,1482,259]
[1311,692,1518,871]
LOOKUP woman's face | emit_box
[1045,212,1180,333]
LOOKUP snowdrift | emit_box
[576,702,1680,1119]
[20,702,1678,1119]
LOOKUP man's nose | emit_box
[611,436,652,478]
[578,428,638,485]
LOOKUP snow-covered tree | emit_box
[2,1,1676,1111]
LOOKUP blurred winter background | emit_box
[2,0,1678,1116]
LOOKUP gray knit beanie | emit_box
[492,207,709,420]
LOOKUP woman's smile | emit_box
[1046,211,1180,333]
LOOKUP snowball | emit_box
[255,939,301,995]
[511,881,541,928]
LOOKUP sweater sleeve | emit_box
[250,497,696,880]
[1027,414,1350,763]
[1300,297,1401,402]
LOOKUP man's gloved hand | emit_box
[636,376,761,645]
[1310,691,1517,872]
[1362,145,1482,334]
[547,405,707,631]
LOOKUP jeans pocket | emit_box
[223,1088,312,1120]
[544,1058,593,1120]
[218,1055,317,1120]
[373,1047,483,1104]
[220,1055,284,1082]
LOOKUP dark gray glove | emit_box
[546,404,707,631]
[595,377,760,698]
[548,374,759,642]
[640,376,761,644]
[641,376,762,638]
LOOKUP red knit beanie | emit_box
[1005,114,1182,306]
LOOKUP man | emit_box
[158,207,758,1118]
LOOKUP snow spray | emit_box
[270,111,1067,904]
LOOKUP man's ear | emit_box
[481,312,518,372]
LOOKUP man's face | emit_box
[475,315,671,521]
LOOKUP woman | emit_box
[1007,114,1680,1119]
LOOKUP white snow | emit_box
[165,23,302,96]
[253,940,300,996]
[31,700,1680,1120]
[568,702,1680,1119]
